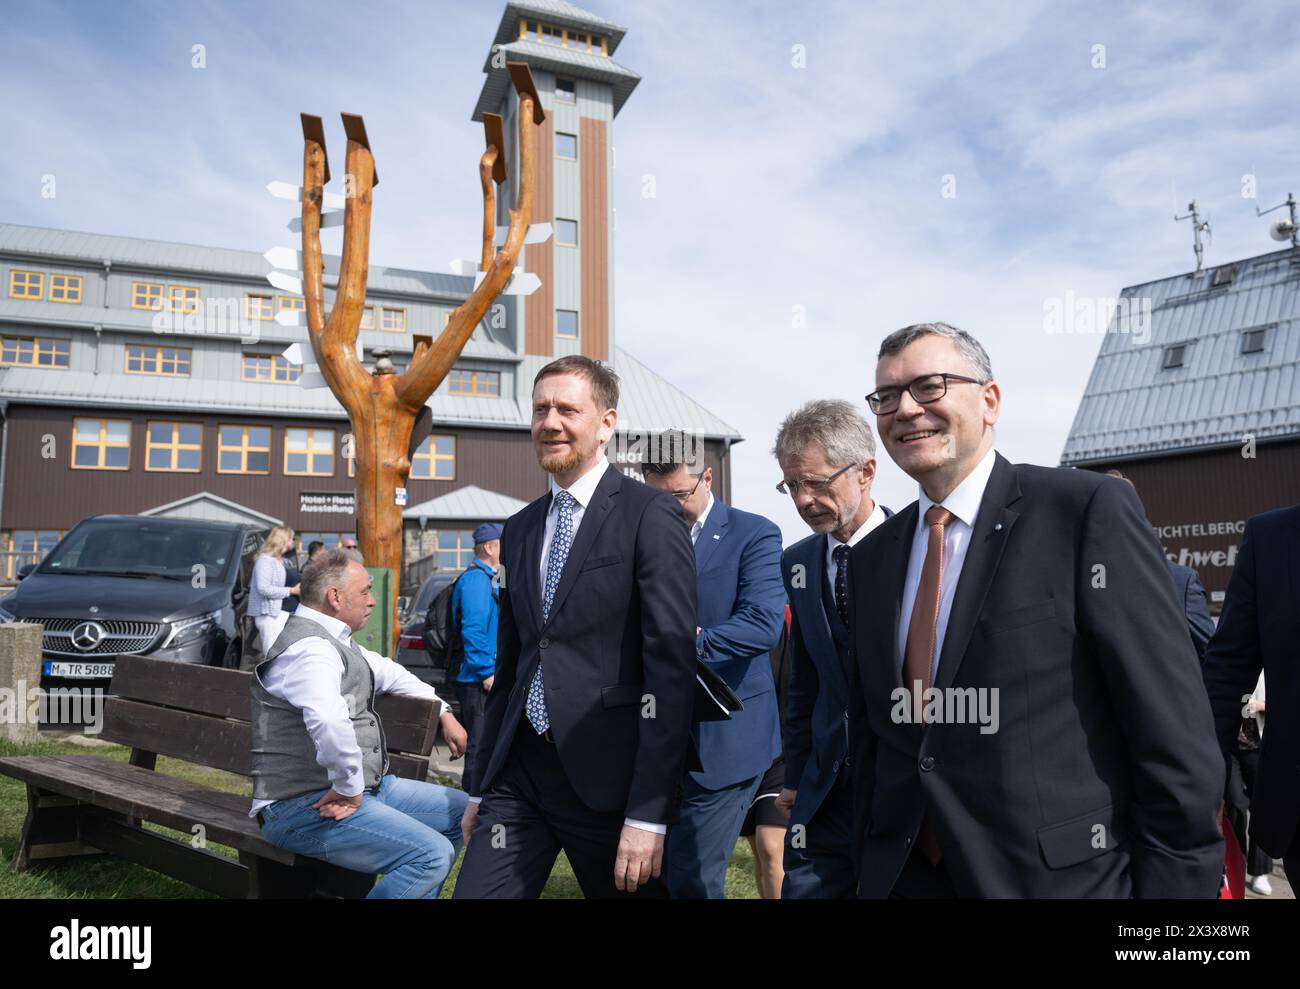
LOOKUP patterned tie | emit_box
[903,505,953,864]
[526,490,575,734]
[832,544,850,627]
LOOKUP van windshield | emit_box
[39,521,240,582]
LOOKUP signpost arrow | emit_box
[474,270,540,296]
[288,212,344,233]
[267,180,348,210]
[266,271,303,295]
[264,246,342,276]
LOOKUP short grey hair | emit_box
[773,399,877,468]
[300,548,357,607]
[877,322,994,382]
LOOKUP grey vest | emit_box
[250,613,388,802]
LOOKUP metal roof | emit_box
[488,1,629,53]
[1060,247,1300,465]
[472,39,641,121]
[0,222,472,300]
[403,484,530,522]
[140,491,282,527]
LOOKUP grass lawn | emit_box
[0,736,761,899]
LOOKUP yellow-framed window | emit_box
[434,529,476,570]
[71,417,131,470]
[279,296,305,313]
[411,434,455,480]
[244,294,274,320]
[448,367,501,397]
[241,353,300,383]
[170,285,199,313]
[360,305,376,330]
[284,427,335,476]
[49,273,83,304]
[380,307,406,332]
[125,343,191,376]
[10,270,44,300]
[541,22,562,45]
[2,335,71,368]
[218,424,272,474]
[132,282,164,310]
[145,421,202,472]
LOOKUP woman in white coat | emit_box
[249,526,299,653]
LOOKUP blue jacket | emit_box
[690,499,786,790]
[782,508,892,828]
[1166,561,1214,664]
[453,558,498,683]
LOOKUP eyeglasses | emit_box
[776,462,859,496]
[668,474,705,502]
[341,542,358,550]
[865,373,984,415]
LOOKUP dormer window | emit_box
[1162,344,1186,369]
[1241,328,1267,354]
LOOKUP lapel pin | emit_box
[993,523,1003,531]
[713,534,721,540]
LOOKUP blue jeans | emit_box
[666,772,763,898]
[258,775,469,898]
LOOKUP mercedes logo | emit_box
[71,621,105,652]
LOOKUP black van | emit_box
[0,515,266,690]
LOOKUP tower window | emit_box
[556,78,576,104]
[556,133,577,159]
[556,310,579,339]
[556,219,578,246]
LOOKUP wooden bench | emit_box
[0,654,443,898]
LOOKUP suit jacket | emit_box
[1167,562,1214,664]
[470,465,698,824]
[781,506,893,829]
[1202,504,1300,858]
[847,454,1223,898]
[689,500,786,790]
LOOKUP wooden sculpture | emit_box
[297,63,545,641]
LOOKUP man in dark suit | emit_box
[848,322,1223,898]
[1103,470,1215,663]
[1203,503,1300,889]
[640,436,785,898]
[771,400,892,898]
[454,356,697,898]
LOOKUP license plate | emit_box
[44,661,115,679]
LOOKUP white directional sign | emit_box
[474,270,541,296]
[298,369,328,389]
[281,343,304,365]
[267,181,348,211]
[266,271,303,295]
[494,222,552,245]
[449,259,480,277]
[275,310,303,327]
[264,246,342,276]
[288,212,344,233]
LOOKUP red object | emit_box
[1219,811,1245,899]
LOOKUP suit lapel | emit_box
[933,454,1022,692]
[693,499,728,572]
[542,466,622,628]
[512,495,549,633]
[882,501,918,692]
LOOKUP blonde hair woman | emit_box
[249,526,299,653]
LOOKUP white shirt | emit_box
[896,447,998,680]
[826,501,888,590]
[249,604,446,817]
[691,493,715,545]
[539,455,611,592]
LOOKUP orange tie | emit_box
[903,505,953,864]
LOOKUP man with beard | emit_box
[453,356,698,898]
[772,400,892,897]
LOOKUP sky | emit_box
[2,0,1297,543]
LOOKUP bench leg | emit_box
[11,786,106,872]
[241,851,318,899]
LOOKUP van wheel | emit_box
[222,638,242,670]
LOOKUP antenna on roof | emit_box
[1256,192,1298,248]
[1174,200,1211,272]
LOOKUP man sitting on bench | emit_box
[250,548,470,898]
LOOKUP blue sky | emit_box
[2,0,1297,541]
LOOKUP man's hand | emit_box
[483,675,495,692]
[312,788,362,821]
[461,801,479,847]
[614,825,664,893]
[441,711,467,759]
[290,584,301,595]
[774,788,796,821]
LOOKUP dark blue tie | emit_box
[833,544,850,628]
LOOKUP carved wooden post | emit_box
[298,64,545,643]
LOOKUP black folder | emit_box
[694,659,743,722]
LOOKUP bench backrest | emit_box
[104,655,441,781]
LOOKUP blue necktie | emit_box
[526,490,575,734]
[833,544,850,628]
